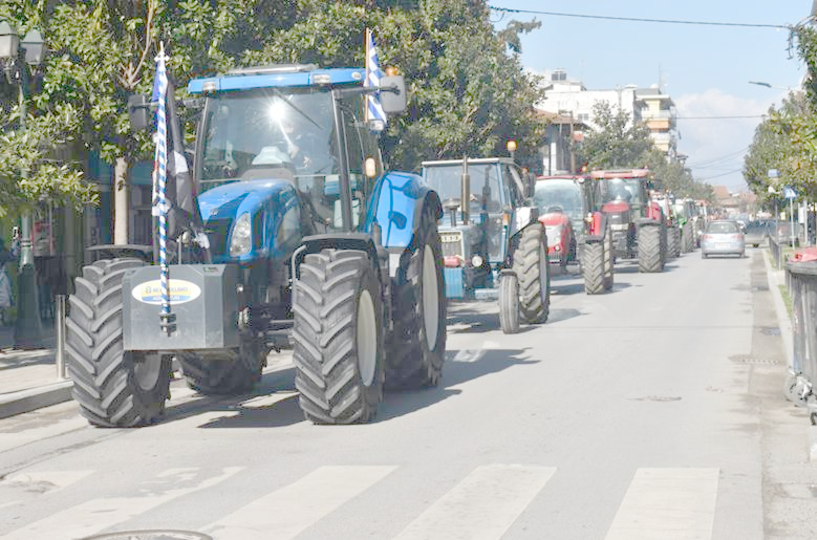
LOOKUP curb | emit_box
[0,380,73,420]
[762,250,793,368]
[0,354,295,420]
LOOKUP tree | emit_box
[581,101,653,169]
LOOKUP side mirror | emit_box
[128,94,150,131]
[380,75,407,116]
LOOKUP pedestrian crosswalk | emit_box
[0,464,722,540]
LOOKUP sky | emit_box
[488,1,810,192]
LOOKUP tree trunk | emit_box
[114,156,129,245]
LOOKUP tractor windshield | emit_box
[199,88,337,190]
[600,178,642,208]
[423,163,504,214]
[533,179,584,225]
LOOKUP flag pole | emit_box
[155,42,175,335]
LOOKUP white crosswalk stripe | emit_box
[605,468,720,540]
[1,466,242,540]
[0,416,88,453]
[0,465,724,540]
[202,465,396,540]
[393,464,556,540]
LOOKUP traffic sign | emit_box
[784,186,797,199]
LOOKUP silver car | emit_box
[701,220,745,258]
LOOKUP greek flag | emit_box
[365,28,387,129]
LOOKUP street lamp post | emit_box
[0,21,47,349]
[506,140,517,163]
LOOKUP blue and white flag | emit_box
[364,28,387,129]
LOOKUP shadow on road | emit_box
[379,347,537,421]
[161,367,305,429]
[446,310,539,334]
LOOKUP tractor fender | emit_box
[636,217,662,228]
[365,171,442,251]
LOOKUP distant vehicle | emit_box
[775,221,801,247]
[744,221,773,247]
[701,220,745,258]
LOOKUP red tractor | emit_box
[534,175,614,294]
[590,168,666,273]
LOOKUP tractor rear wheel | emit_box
[638,225,663,273]
[387,209,446,388]
[178,337,264,395]
[499,272,520,334]
[513,223,550,323]
[292,250,384,424]
[66,258,171,427]
[582,241,605,295]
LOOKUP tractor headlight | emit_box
[229,213,252,257]
[471,254,484,267]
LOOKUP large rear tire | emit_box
[498,272,520,334]
[513,223,550,323]
[387,208,447,388]
[66,259,171,427]
[292,250,384,424]
[638,224,663,273]
[178,337,264,395]
[582,241,605,295]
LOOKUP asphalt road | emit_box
[0,249,814,540]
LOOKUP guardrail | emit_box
[770,236,783,269]
[785,260,817,423]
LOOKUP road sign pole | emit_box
[791,197,796,249]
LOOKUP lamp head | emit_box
[506,140,517,153]
[21,29,45,67]
[0,21,20,62]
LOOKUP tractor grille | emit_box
[205,219,232,257]
[440,231,464,258]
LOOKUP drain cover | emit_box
[758,326,781,336]
[630,395,682,402]
[730,354,780,365]
[81,531,212,540]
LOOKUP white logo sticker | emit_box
[132,279,202,305]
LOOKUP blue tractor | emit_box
[65,64,446,426]
[421,157,549,334]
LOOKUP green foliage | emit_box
[1,0,547,207]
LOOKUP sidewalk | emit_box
[0,324,70,420]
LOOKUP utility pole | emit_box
[568,111,576,173]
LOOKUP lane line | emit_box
[1,466,242,540]
[605,468,720,540]
[203,465,396,540]
[393,464,556,540]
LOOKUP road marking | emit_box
[1,466,242,540]
[605,468,720,540]
[203,465,396,540]
[0,469,94,494]
[393,464,556,540]
[452,349,486,363]
[0,416,88,453]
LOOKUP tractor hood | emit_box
[198,178,297,263]
[539,212,570,227]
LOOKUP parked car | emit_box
[701,220,745,258]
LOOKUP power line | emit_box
[686,147,750,168]
[488,6,791,29]
[675,115,766,119]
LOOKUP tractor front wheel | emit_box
[178,337,264,395]
[582,241,605,295]
[499,272,521,334]
[513,223,550,324]
[292,250,384,424]
[387,208,446,388]
[638,225,663,273]
[66,258,171,427]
